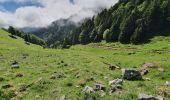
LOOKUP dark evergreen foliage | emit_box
[40,0,170,48]
[8,26,45,46]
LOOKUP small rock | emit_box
[109,64,120,70]
[122,69,142,80]
[94,83,106,91]
[142,62,157,68]
[138,93,163,100]
[109,79,123,94]
[139,69,149,76]
[144,77,151,81]
[165,81,170,87]
[82,86,94,93]
[11,61,19,69]
[109,79,123,86]
[60,95,66,100]
[2,84,13,89]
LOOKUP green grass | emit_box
[0,29,170,100]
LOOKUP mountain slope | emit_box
[54,0,170,47]
[32,18,80,47]
[0,29,170,99]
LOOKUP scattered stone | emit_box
[109,79,123,86]
[139,68,149,76]
[109,79,123,94]
[2,84,13,89]
[165,81,170,87]
[142,62,157,68]
[122,69,142,80]
[144,77,151,81]
[82,86,94,93]
[94,83,106,91]
[158,68,165,72]
[0,77,4,81]
[60,95,66,100]
[109,64,120,70]
[138,93,163,100]
[16,73,23,77]
[11,61,19,69]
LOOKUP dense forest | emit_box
[7,26,45,46]
[48,0,170,48]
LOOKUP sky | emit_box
[0,0,118,28]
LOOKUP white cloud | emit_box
[0,0,118,28]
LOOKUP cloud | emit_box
[0,0,118,28]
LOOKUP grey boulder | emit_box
[122,69,142,80]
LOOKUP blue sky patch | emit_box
[0,1,42,12]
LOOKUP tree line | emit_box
[8,26,45,46]
[51,0,170,48]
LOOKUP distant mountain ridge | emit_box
[31,18,84,47]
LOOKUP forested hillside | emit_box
[32,19,80,47]
[51,0,170,48]
[6,26,45,46]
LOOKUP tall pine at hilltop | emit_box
[50,0,170,48]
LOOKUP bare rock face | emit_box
[122,69,142,80]
[138,93,163,100]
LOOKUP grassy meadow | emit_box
[0,29,170,100]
